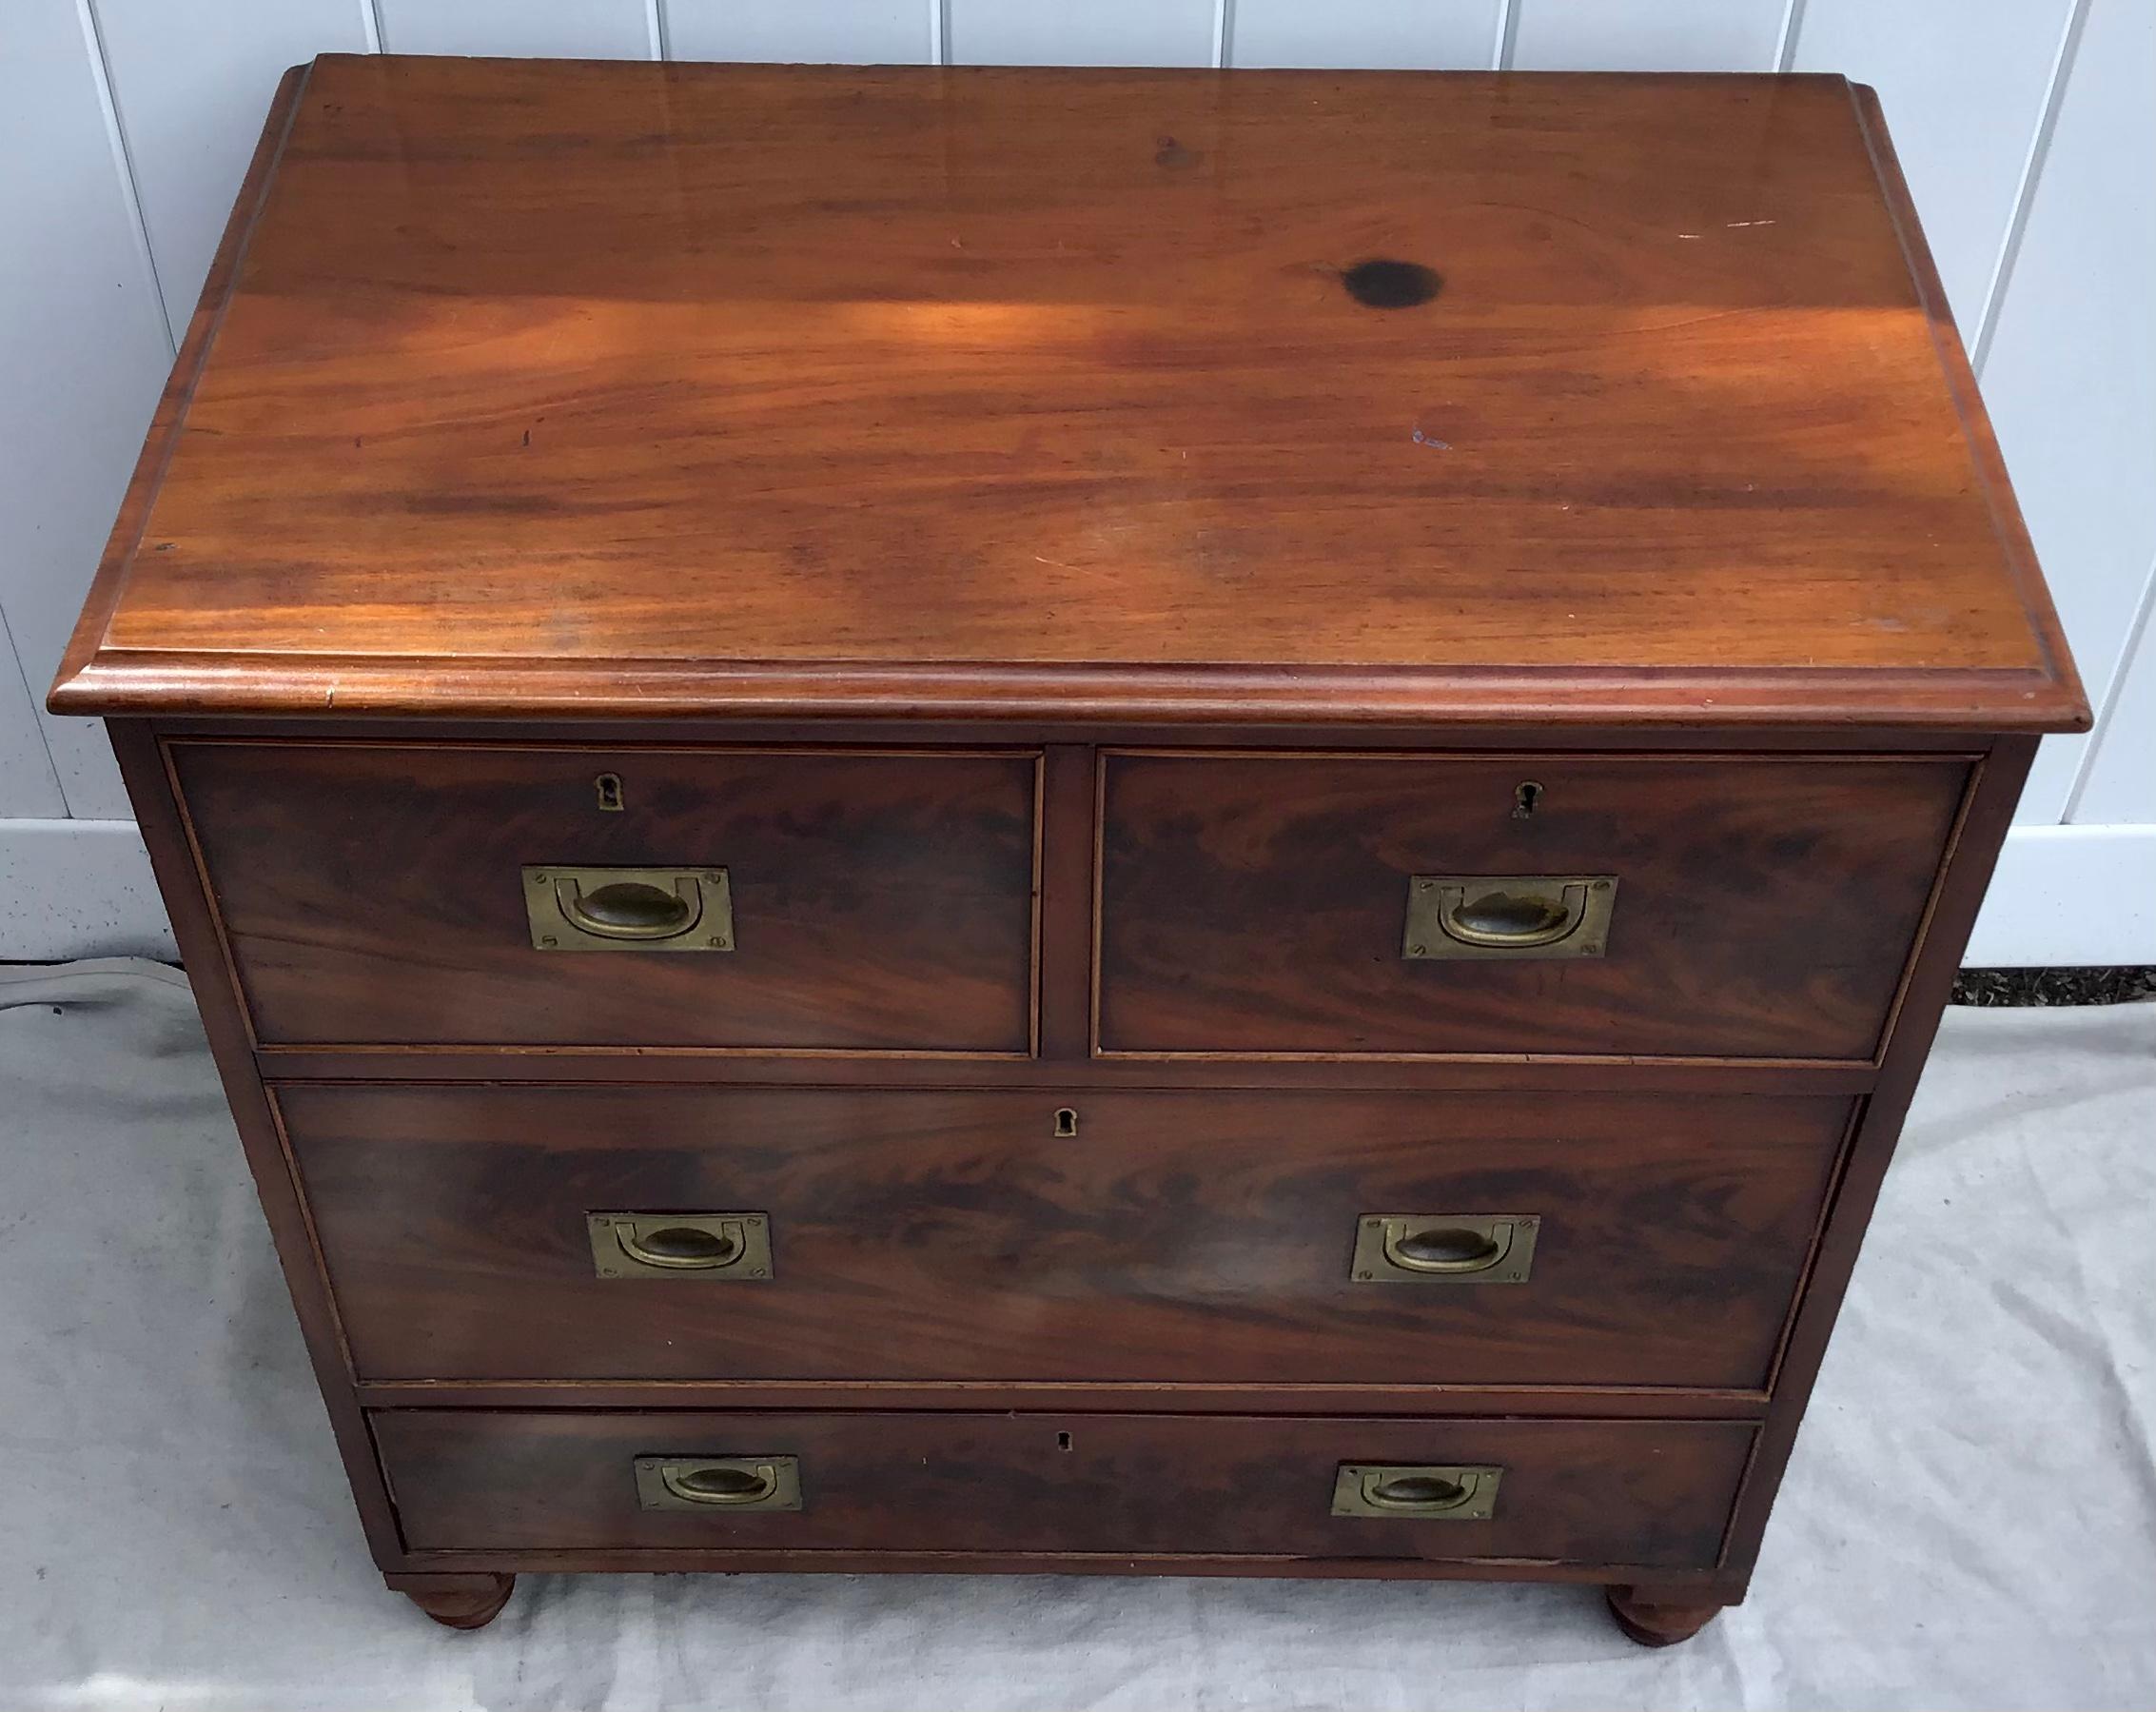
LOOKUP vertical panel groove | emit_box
[2062,547,2156,823]
[73,0,175,360]
[1774,0,1805,70]
[0,604,67,815]
[1971,0,2090,376]
[930,0,951,64]
[1213,0,1235,68]
[1492,0,1520,70]
[359,0,383,52]
[645,0,668,58]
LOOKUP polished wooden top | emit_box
[54,56,2084,728]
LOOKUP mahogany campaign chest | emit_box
[51,56,2087,1643]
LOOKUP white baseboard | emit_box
[1965,823,2156,966]
[0,817,175,960]
[1,817,2149,970]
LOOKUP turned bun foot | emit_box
[1605,1585,1725,1647]
[386,1571,516,1629]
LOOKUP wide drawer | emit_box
[282,1084,1848,1388]
[169,741,1038,1051]
[1096,751,1969,1061]
[373,1408,1754,1565]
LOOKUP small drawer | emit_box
[1096,751,1970,1061]
[281,1083,1848,1389]
[372,1408,1754,1567]
[168,741,1038,1051]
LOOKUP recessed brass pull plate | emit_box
[588,1211,772,1280]
[634,1455,801,1513]
[1352,1214,1539,1285]
[1331,1464,1501,1521]
[523,865,734,952]
[1403,874,1615,959]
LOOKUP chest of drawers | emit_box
[52,56,2086,1643]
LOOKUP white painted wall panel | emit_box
[949,0,1216,67]
[1967,824,2156,966]
[0,0,177,822]
[90,0,371,345]
[375,0,655,59]
[0,819,173,959]
[1230,0,1496,69]
[3,0,2152,963]
[1508,0,1782,70]
[0,612,66,819]
[1790,0,2074,326]
[1980,0,2156,825]
[2071,559,2156,825]
[665,0,931,65]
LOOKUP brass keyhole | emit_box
[1053,1108,1079,1138]
[595,772,624,812]
[1513,780,1542,818]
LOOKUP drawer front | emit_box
[283,1084,1848,1389]
[170,742,1037,1051]
[1097,752,1969,1061]
[374,1408,1754,1565]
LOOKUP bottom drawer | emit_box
[374,1410,1754,1568]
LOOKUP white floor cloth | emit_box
[3,959,2151,1712]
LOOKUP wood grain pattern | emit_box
[49,58,2087,733]
[168,740,1039,1052]
[370,1408,1755,1566]
[1097,751,1969,1061]
[278,1083,1850,1389]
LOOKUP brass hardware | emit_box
[1402,874,1615,960]
[524,865,734,952]
[634,1455,801,1513]
[1053,1107,1079,1138]
[1331,1464,1501,1521]
[587,1212,772,1280]
[595,773,624,812]
[1512,780,1542,818]
[1351,1214,1539,1285]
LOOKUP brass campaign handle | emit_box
[659,1461,779,1506]
[1330,1463,1502,1520]
[1381,1219,1514,1275]
[1351,1214,1539,1286]
[587,1212,771,1281]
[525,867,735,954]
[1435,879,1589,949]
[634,1453,801,1512]
[556,875,702,941]
[616,1219,746,1271]
[1403,875,1615,961]
[1361,1471,1477,1514]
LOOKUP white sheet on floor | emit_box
[2,960,2151,1712]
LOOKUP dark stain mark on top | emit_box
[1343,259,1441,309]
[1154,135,1203,170]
